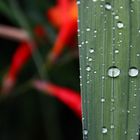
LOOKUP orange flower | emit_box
[47,0,78,62]
[34,80,81,119]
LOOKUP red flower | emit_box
[2,41,34,93]
[1,24,46,93]
[47,0,78,62]
[33,80,81,119]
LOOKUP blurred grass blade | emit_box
[0,1,14,21]
[78,0,140,140]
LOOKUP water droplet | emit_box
[110,124,115,129]
[86,66,91,72]
[115,49,119,54]
[100,4,103,8]
[111,98,115,102]
[92,0,97,2]
[112,12,115,15]
[101,98,105,103]
[133,106,136,109]
[89,48,95,53]
[136,132,139,135]
[82,117,84,121]
[117,21,124,29]
[129,67,139,77]
[94,30,97,33]
[78,45,82,48]
[124,131,127,134]
[83,129,88,135]
[77,1,81,5]
[88,57,93,62]
[108,66,120,78]
[134,93,137,97]
[112,27,115,30]
[110,107,115,111]
[115,15,119,19]
[127,110,130,113]
[102,76,105,79]
[102,127,108,134]
[105,3,112,10]
[136,53,140,57]
[86,28,91,32]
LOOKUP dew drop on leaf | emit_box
[129,67,139,77]
[136,132,139,136]
[102,76,105,79]
[127,110,130,113]
[117,21,124,29]
[111,98,115,102]
[115,49,119,54]
[134,93,137,97]
[101,97,105,103]
[86,66,91,72]
[83,129,88,135]
[105,3,112,10]
[77,1,81,5]
[86,28,91,32]
[102,127,108,134]
[94,30,97,33]
[108,67,120,77]
[115,15,119,19]
[124,131,127,134]
[94,71,97,74]
[110,124,115,129]
[89,48,95,53]
[133,106,136,109]
[88,57,93,62]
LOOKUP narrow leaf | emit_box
[78,0,140,140]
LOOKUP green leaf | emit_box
[78,0,140,140]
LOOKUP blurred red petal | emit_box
[34,80,81,119]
